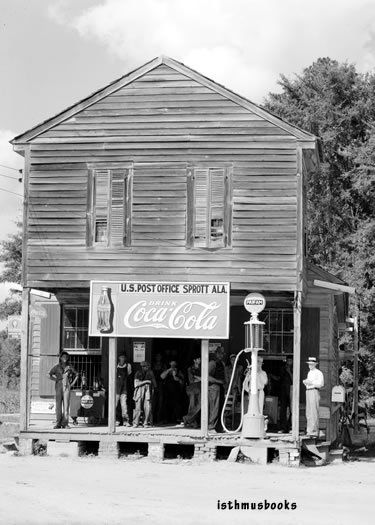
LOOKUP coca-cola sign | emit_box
[89,281,230,339]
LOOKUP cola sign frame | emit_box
[89,281,230,339]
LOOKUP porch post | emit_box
[20,287,30,431]
[108,337,117,433]
[292,291,302,440]
[201,339,209,436]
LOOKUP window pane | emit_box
[95,220,107,243]
[270,334,282,354]
[76,329,87,349]
[283,334,293,354]
[283,311,293,332]
[64,308,76,329]
[63,329,76,349]
[77,308,88,329]
[270,310,282,332]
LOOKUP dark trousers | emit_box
[55,382,71,427]
[279,390,291,432]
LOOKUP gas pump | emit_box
[221,292,266,439]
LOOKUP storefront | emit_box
[25,283,308,432]
[13,56,350,463]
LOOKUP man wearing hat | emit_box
[303,357,324,437]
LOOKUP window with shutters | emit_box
[87,168,132,247]
[187,167,232,249]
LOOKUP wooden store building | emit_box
[12,56,350,464]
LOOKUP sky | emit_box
[1,0,375,252]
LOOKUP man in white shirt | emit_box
[303,357,324,437]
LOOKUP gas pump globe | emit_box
[242,293,266,439]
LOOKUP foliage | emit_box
[0,225,22,413]
[0,332,20,413]
[264,57,375,408]
[0,293,22,321]
[0,332,20,385]
[0,222,22,284]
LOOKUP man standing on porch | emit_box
[116,354,132,426]
[49,352,77,429]
[303,357,324,437]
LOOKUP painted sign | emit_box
[81,395,94,410]
[7,315,22,339]
[89,281,230,339]
[331,385,346,403]
[244,292,266,315]
[30,400,55,414]
[133,341,146,362]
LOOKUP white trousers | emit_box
[306,389,320,435]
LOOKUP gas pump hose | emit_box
[220,349,251,434]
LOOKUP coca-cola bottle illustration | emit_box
[97,286,112,333]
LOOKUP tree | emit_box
[264,58,375,409]
[0,224,22,320]
[0,224,22,412]
[0,222,22,284]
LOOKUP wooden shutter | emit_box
[39,303,61,397]
[94,169,110,244]
[110,169,126,246]
[194,169,209,247]
[224,167,232,247]
[209,168,225,248]
[300,307,320,404]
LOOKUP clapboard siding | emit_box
[25,64,300,290]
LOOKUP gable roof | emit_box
[12,55,317,145]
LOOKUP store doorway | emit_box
[150,338,201,427]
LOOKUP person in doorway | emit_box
[152,352,166,424]
[182,356,201,428]
[278,356,293,433]
[303,357,324,437]
[49,352,77,429]
[133,361,157,427]
[208,347,227,432]
[116,354,132,426]
[160,360,185,424]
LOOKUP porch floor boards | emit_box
[21,425,296,448]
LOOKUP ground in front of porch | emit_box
[0,452,372,525]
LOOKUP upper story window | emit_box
[87,167,132,247]
[187,166,232,249]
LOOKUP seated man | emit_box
[133,361,156,427]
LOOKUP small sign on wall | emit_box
[331,385,346,403]
[31,400,55,414]
[133,341,146,363]
[7,315,22,339]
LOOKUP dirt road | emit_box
[0,453,373,525]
